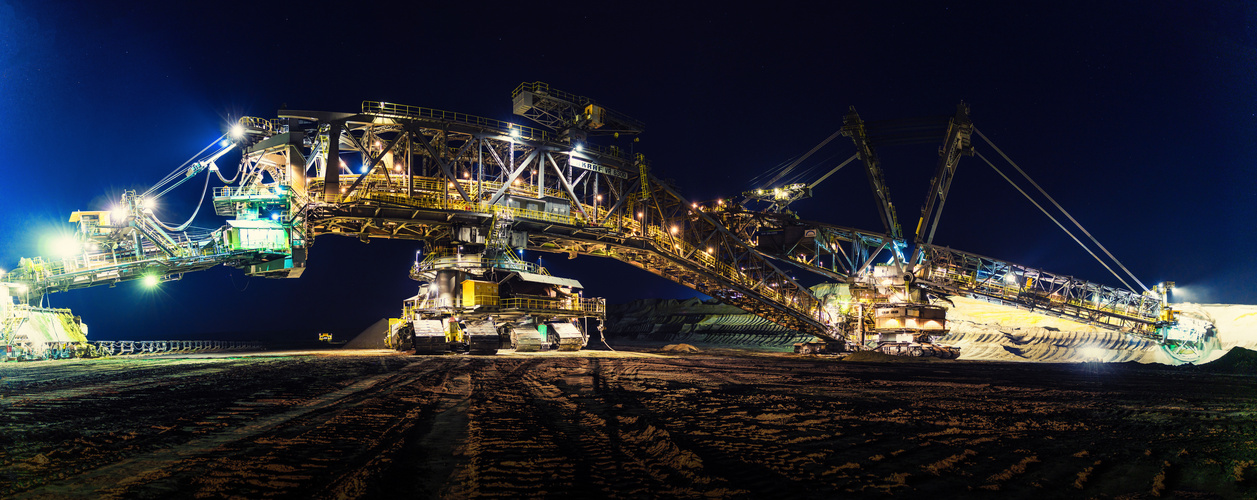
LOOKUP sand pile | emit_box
[343,318,391,349]
[604,298,812,347]
[940,298,1257,365]
[659,343,701,353]
[610,293,1257,365]
[940,297,1165,363]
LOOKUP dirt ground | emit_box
[2,347,1256,499]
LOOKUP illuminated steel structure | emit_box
[2,82,1216,361]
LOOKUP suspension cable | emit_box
[151,167,212,232]
[975,129,1148,292]
[761,129,845,188]
[975,150,1137,292]
[213,161,240,184]
[143,134,228,199]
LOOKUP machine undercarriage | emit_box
[385,210,605,355]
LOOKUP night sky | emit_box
[2,2,1254,341]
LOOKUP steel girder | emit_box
[237,102,838,340]
[914,245,1162,336]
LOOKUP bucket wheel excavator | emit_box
[3,83,1215,364]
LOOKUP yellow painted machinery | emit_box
[387,240,605,354]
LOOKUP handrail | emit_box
[359,101,641,164]
[238,116,281,133]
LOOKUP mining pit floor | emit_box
[3,345,1256,499]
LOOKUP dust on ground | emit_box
[2,348,1256,498]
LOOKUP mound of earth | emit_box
[604,298,812,347]
[659,343,701,353]
[1198,347,1257,374]
[343,318,390,349]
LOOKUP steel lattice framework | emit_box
[230,100,838,338]
[6,84,1193,349]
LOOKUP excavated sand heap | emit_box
[607,295,1257,365]
[605,297,814,347]
[941,297,1257,365]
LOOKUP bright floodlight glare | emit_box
[52,235,82,258]
[143,275,160,288]
[230,124,245,139]
[1080,346,1105,361]
[219,139,231,148]
[1004,272,1017,284]
[271,213,280,221]
[575,143,583,152]
[510,128,520,138]
[360,166,369,174]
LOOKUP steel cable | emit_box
[143,134,227,198]
[213,161,240,184]
[975,150,1137,292]
[151,167,212,233]
[975,128,1149,292]
[761,129,845,188]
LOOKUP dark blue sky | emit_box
[2,1,1255,340]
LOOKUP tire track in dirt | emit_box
[3,355,416,498]
[12,370,400,498]
[6,350,1257,498]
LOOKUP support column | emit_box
[324,121,342,200]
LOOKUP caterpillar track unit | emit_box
[387,235,605,354]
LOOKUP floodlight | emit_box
[143,275,159,288]
[510,128,520,138]
[230,124,245,139]
[52,235,82,258]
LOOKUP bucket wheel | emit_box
[1160,331,1220,364]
